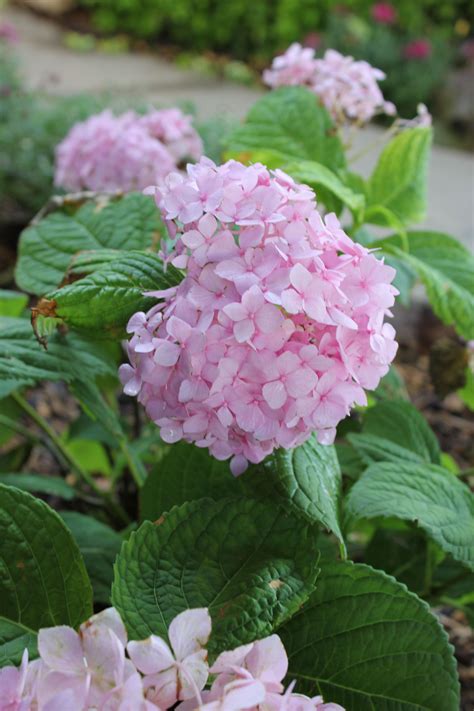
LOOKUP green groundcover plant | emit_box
[0,67,473,709]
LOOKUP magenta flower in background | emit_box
[403,39,432,60]
[0,21,19,44]
[371,2,397,25]
[54,107,203,193]
[120,159,398,475]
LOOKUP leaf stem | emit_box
[11,392,130,525]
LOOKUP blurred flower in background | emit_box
[371,2,397,25]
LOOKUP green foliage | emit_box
[227,87,345,172]
[0,316,115,398]
[0,473,75,500]
[112,497,319,653]
[0,485,93,666]
[279,561,460,709]
[60,512,123,604]
[361,400,441,463]
[380,231,474,340]
[0,290,28,318]
[15,192,164,295]
[346,462,474,570]
[44,251,181,335]
[139,437,344,551]
[366,127,432,226]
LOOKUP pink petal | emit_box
[233,319,255,343]
[241,286,265,314]
[127,636,174,675]
[169,609,212,661]
[254,303,283,334]
[289,263,312,292]
[281,289,303,314]
[245,635,288,687]
[154,341,181,367]
[262,381,287,409]
[223,303,248,322]
[210,644,254,674]
[285,368,318,397]
[82,607,127,647]
[38,627,85,675]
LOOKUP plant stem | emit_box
[119,439,146,488]
[11,392,130,525]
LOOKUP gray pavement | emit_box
[3,4,473,249]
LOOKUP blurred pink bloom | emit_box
[403,39,432,60]
[371,2,397,24]
[54,107,202,193]
[121,158,398,474]
[0,21,19,44]
[263,45,395,123]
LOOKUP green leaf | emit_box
[365,528,428,595]
[112,497,319,653]
[458,366,474,411]
[363,400,441,464]
[226,87,345,171]
[367,127,432,225]
[60,512,122,604]
[44,251,181,334]
[0,484,93,666]
[260,436,345,552]
[0,290,28,318]
[283,159,364,213]
[0,316,116,398]
[347,432,425,466]
[0,618,38,668]
[382,231,474,340]
[15,192,164,295]
[140,438,345,553]
[0,473,75,500]
[139,442,235,521]
[346,462,474,570]
[279,561,459,710]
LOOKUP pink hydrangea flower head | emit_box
[139,108,203,164]
[0,21,19,44]
[311,49,395,122]
[120,158,398,474]
[371,2,397,24]
[263,46,395,123]
[54,107,202,193]
[263,43,318,88]
[127,608,211,708]
[403,39,432,60]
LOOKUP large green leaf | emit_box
[0,485,93,666]
[280,561,459,710]
[227,87,345,171]
[15,192,164,295]
[381,231,474,340]
[0,619,38,668]
[367,127,432,225]
[362,400,440,464]
[260,437,345,551]
[112,497,319,654]
[346,462,474,570]
[60,512,123,605]
[0,316,116,398]
[43,251,181,334]
[140,438,344,551]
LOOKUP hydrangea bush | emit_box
[1,48,473,711]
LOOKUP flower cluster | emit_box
[263,44,395,123]
[54,108,203,193]
[0,607,345,711]
[120,158,398,475]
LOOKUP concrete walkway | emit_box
[3,4,473,249]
